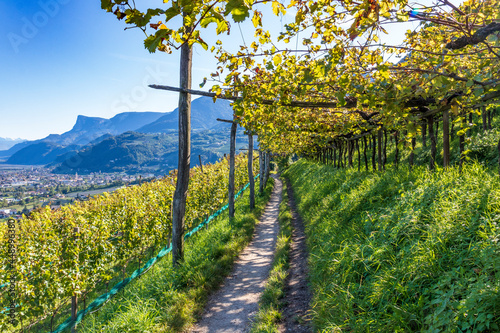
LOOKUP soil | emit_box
[279,179,313,333]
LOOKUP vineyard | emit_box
[0,153,260,332]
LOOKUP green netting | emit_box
[50,175,259,333]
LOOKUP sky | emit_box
[0,0,458,141]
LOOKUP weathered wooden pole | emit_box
[248,134,255,209]
[259,150,264,194]
[459,112,466,173]
[172,19,193,266]
[443,109,450,168]
[482,106,488,132]
[377,129,383,171]
[394,131,399,170]
[428,115,436,171]
[228,121,237,219]
[383,130,387,171]
[348,140,353,168]
[363,136,368,170]
[356,139,361,172]
[371,135,376,171]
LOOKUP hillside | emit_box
[283,160,500,332]
[53,127,251,174]
[3,96,233,166]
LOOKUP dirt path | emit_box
[190,174,282,333]
[279,180,313,333]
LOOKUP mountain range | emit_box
[0,138,26,152]
[1,97,251,174]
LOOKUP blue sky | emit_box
[0,0,233,140]
[0,0,457,141]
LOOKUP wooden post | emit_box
[371,135,376,171]
[71,226,80,333]
[259,150,264,194]
[377,129,382,171]
[198,155,203,173]
[228,121,237,219]
[482,106,487,132]
[383,130,387,171]
[348,140,353,168]
[394,131,399,170]
[264,151,271,185]
[459,112,466,173]
[468,112,473,137]
[428,115,436,170]
[356,139,361,172]
[363,136,368,170]
[172,16,193,266]
[443,108,450,168]
[497,138,500,177]
[488,108,492,130]
[248,134,255,209]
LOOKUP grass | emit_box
[284,159,500,332]
[54,178,276,333]
[250,177,292,333]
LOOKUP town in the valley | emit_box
[0,165,155,220]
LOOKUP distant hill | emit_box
[2,112,167,164]
[137,97,233,133]
[3,97,241,168]
[0,138,25,151]
[53,128,250,174]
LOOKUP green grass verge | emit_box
[250,178,292,333]
[284,160,500,333]
[73,178,274,333]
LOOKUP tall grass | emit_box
[284,160,499,332]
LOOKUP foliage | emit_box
[76,177,275,333]
[212,0,500,157]
[284,159,500,332]
[0,153,259,331]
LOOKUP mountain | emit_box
[137,97,233,133]
[6,142,80,166]
[3,96,237,167]
[0,138,25,151]
[52,128,247,174]
[3,112,167,164]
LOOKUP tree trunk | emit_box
[247,134,255,209]
[377,129,382,171]
[339,142,343,168]
[428,115,436,171]
[443,109,450,168]
[172,22,193,266]
[363,136,368,170]
[372,135,376,171]
[333,144,337,167]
